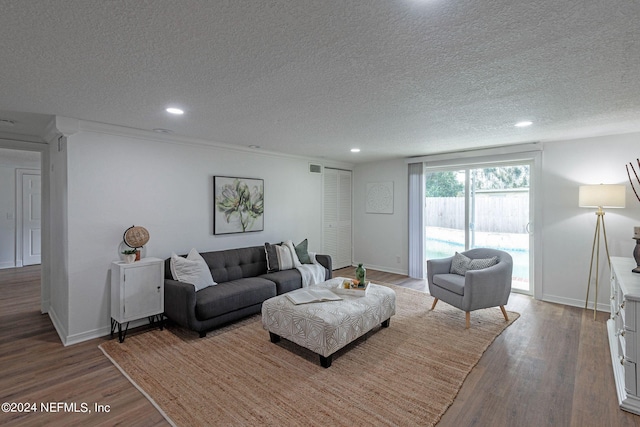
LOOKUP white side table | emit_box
[110,257,164,342]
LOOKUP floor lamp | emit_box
[579,184,626,319]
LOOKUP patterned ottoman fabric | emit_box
[261,277,396,367]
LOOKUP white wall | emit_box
[0,165,17,268]
[59,124,350,343]
[353,132,640,312]
[47,136,69,339]
[353,158,408,274]
[540,133,640,311]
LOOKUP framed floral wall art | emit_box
[214,176,264,234]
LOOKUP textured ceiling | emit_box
[0,0,639,163]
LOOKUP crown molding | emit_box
[68,118,354,170]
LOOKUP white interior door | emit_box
[22,172,41,265]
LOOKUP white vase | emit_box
[123,254,136,264]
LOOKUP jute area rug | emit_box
[99,284,518,427]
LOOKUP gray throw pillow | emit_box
[264,242,280,272]
[468,256,499,271]
[450,252,498,276]
[450,252,470,275]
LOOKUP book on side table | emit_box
[286,288,343,305]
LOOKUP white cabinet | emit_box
[110,257,164,342]
[609,257,640,414]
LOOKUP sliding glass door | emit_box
[425,163,532,294]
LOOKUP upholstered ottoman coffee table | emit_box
[261,277,396,368]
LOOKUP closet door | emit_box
[323,168,352,269]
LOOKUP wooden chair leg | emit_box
[431,298,438,310]
[465,311,470,329]
[500,305,509,322]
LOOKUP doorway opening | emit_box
[0,148,41,269]
[0,144,47,318]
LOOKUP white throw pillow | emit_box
[275,244,294,270]
[282,240,302,267]
[170,248,216,291]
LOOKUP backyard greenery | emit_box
[426,166,530,197]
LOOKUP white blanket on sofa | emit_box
[296,253,327,287]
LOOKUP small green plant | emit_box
[122,248,137,255]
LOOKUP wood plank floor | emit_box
[1,265,639,426]
[0,265,168,427]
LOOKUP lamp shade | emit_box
[579,184,626,208]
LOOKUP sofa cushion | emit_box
[432,273,466,296]
[195,277,276,321]
[170,248,217,291]
[202,246,268,283]
[261,269,303,294]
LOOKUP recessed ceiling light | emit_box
[249,145,261,149]
[514,121,533,127]
[166,107,184,115]
[351,148,361,153]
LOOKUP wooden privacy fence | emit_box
[425,196,529,234]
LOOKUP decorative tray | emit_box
[334,279,370,296]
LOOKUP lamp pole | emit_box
[585,206,612,320]
[579,184,625,320]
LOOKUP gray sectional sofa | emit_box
[164,245,332,337]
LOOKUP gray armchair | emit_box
[427,248,513,328]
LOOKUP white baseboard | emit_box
[63,318,153,346]
[65,326,111,346]
[0,261,16,269]
[541,293,610,313]
[348,263,408,276]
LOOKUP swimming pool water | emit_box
[426,238,530,290]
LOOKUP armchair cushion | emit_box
[432,273,465,296]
